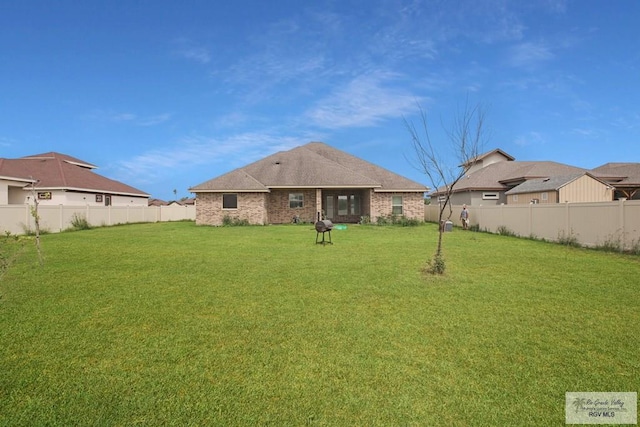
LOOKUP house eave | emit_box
[374,188,428,193]
[189,188,270,193]
[23,186,150,198]
[0,175,36,184]
[269,184,381,189]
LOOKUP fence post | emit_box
[619,198,626,250]
[565,202,570,238]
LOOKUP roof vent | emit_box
[275,161,281,165]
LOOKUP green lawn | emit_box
[1,222,638,426]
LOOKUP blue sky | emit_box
[2,0,638,200]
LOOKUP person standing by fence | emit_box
[460,204,469,230]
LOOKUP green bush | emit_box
[373,215,420,226]
[69,213,92,231]
[425,252,446,275]
[496,225,516,237]
[557,229,580,247]
[0,233,24,279]
[222,215,250,226]
[359,215,371,225]
[20,224,50,236]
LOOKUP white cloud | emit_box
[138,113,172,126]
[514,131,545,146]
[111,133,304,184]
[0,136,16,147]
[305,72,422,129]
[180,47,211,64]
[571,128,598,138]
[171,38,211,64]
[84,110,171,126]
[508,41,554,68]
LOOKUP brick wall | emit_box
[195,192,268,226]
[370,192,424,221]
[267,189,318,224]
[195,190,424,226]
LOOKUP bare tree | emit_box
[405,100,486,274]
[28,178,45,267]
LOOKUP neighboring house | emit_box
[148,198,169,206]
[431,148,639,205]
[0,152,149,206]
[504,173,613,204]
[164,198,195,206]
[591,163,640,200]
[432,149,588,205]
[189,141,428,226]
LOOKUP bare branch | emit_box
[405,100,488,274]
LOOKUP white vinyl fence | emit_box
[425,199,640,250]
[0,204,196,235]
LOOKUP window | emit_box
[95,194,103,203]
[37,192,52,200]
[513,194,518,202]
[289,193,304,209]
[482,192,499,200]
[350,195,361,215]
[392,195,403,215]
[541,192,548,201]
[223,193,237,209]
[104,195,111,206]
[325,196,334,219]
[338,195,348,215]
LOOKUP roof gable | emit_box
[244,145,379,188]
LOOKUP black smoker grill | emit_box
[315,219,333,245]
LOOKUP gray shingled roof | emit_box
[433,160,587,194]
[505,173,587,195]
[190,142,428,192]
[591,163,640,186]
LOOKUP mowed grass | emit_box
[0,222,638,426]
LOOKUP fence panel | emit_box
[0,205,196,235]
[530,204,566,241]
[624,202,640,247]
[425,200,640,250]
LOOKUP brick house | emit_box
[189,142,428,226]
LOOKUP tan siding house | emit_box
[505,173,612,204]
[432,148,636,205]
[189,142,428,226]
